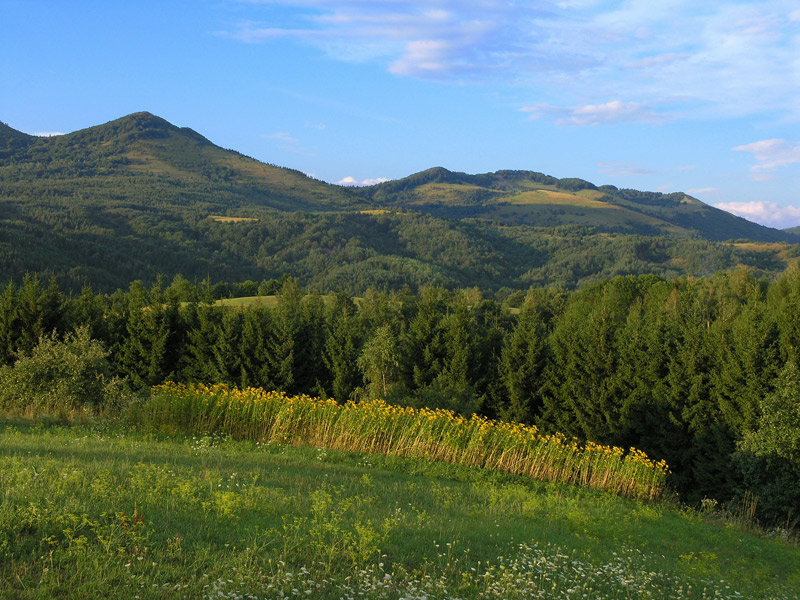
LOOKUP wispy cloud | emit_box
[221,1,800,121]
[597,161,656,176]
[337,175,389,186]
[522,100,665,126]
[223,2,523,80]
[261,131,317,156]
[733,139,800,178]
[262,131,299,143]
[714,200,800,229]
[686,187,719,196]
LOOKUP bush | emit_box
[0,326,127,418]
[733,360,800,526]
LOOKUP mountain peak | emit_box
[35,112,210,148]
[0,120,34,146]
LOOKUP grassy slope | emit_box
[360,168,796,243]
[1,422,797,599]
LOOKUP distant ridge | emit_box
[357,166,796,243]
[1,111,798,292]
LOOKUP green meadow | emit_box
[1,419,797,600]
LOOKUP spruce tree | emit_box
[499,298,547,423]
[119,279,181,388]
[180,301,221,383]
[212,308,243,384]
[239,306,273,389]
[323,303,362,402]
[0,282,19,365]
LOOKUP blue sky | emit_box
[2,0,800,228]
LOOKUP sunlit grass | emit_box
[143,383,670,501]
[1,422,797,599]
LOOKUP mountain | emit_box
[1,112,798,293]
[356,167,796,243]
[0,112,362,211]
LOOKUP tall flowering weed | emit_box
[148,383,670,500]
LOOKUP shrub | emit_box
[733,360,800,526]
[0,326,127,418]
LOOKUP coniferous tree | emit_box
[0,282,19,365]
[404,288,448,392]
[212,308,243,384]
[66,286,110,344]
[543,280,633,441]
[296,293,327,395]
[769,266,800,365]
[15,274,64,356]
[239,306,273,389]
[665,281,732,499]
[615,283,689,459]
[267,278,303,392]
[713,285,779,435]
[323,299,363,402]
[180,301,221,383]
[119,279,181,388]
[431,299,481,414]
[499,296,547,423]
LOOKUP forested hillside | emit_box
[356,166,798,242]
[2,113,799,293]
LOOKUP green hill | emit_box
[357,167,796,242]
[2,113,799,293]
[0,112,362,211]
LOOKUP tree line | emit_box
[1,269,799,524]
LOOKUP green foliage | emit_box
[323,296,363,402]
[118,280,181,388]
[357,324,400,399]
[734,361,800,525]
[499,294,548,423]
[743,360,800,463]
[0,326,125,416]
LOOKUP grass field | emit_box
[214,295,280,308]
[2,417,798,600]
[505,190,609,207]
[208,216,260,223]
[143,384,670,501]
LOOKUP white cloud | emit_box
[522,100,665,126]
[733,139,800,173]
[714,201,800,229]
[389,39,453,76]
[33,131,64,137]
[337,175,389,186]
[221,0,800,121]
